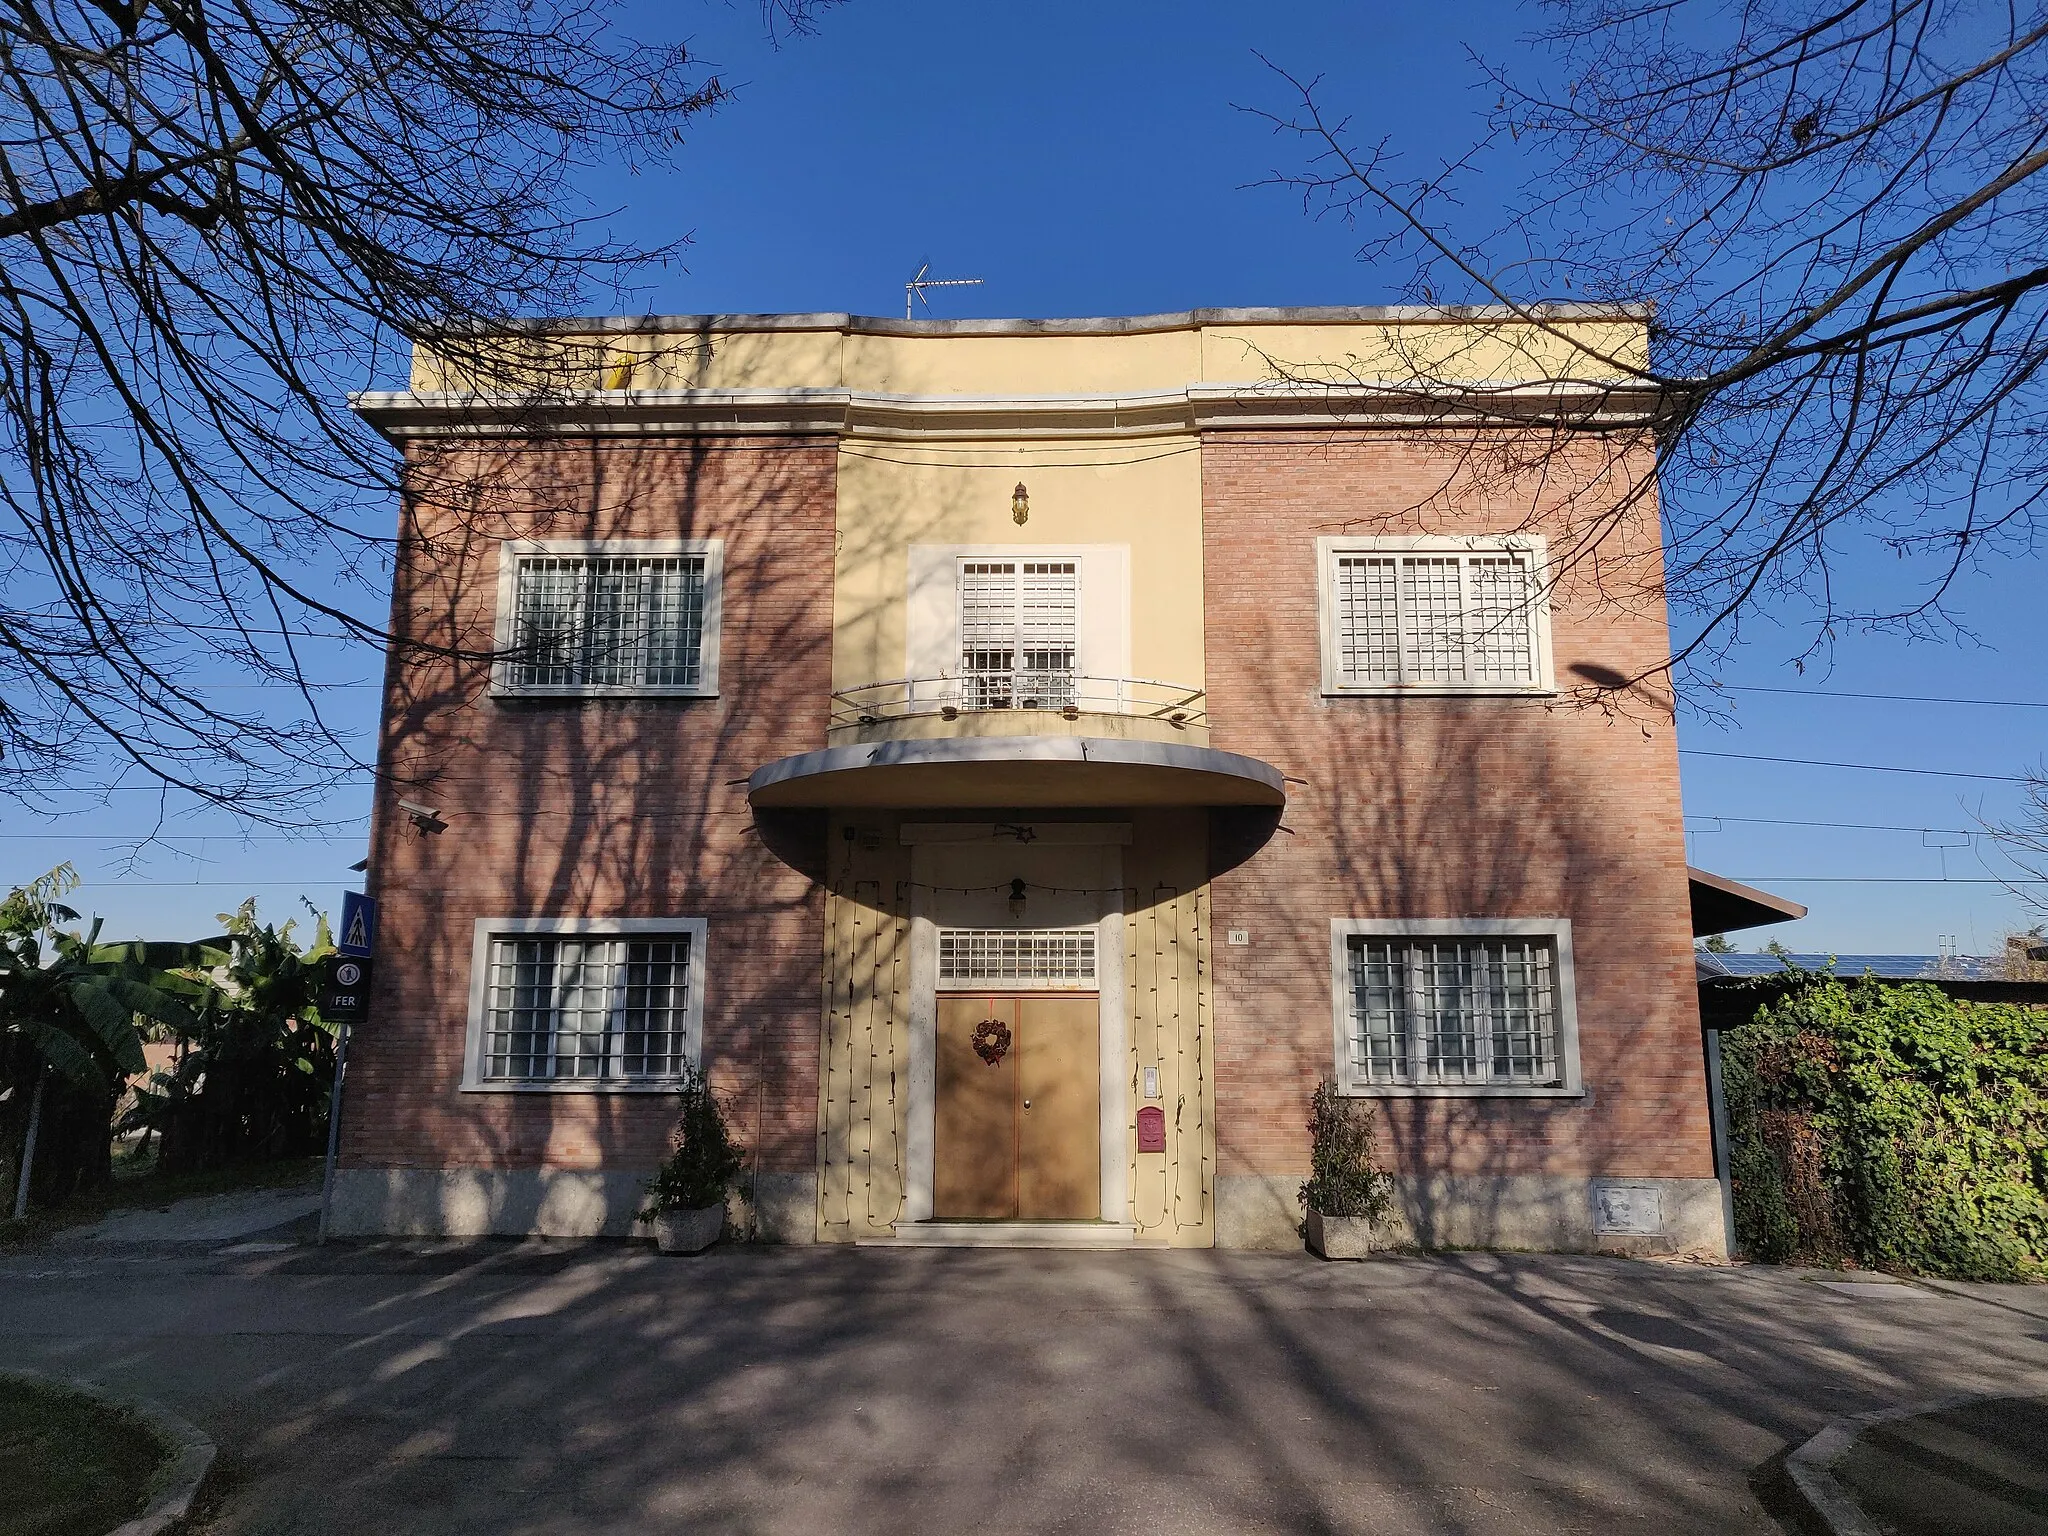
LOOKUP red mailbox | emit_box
[1136,1105,1166,1153]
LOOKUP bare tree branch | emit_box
[1248,1,2048,687]
[0,0,835,820]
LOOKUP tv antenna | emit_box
[905,262,983,320]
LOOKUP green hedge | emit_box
[1723,975,2047,1281]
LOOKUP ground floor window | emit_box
[463,918,706,1090]
[1328,920,1581,1095]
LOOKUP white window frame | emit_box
[1327,918,1583,1098]
[1316,535,1553,696]
[955,557,1082,710]
[461,917,709,1093]
[904,543,1130,684]
[490,538,724,698]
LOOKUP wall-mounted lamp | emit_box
[1008,877,1028,919]
[1011,482,1029,525]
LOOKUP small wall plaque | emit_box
[1136,1105,1166,1154]
[1227,930,1250,947]
[1592,1181,1664,1236]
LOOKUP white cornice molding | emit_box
[350,379,1671,442]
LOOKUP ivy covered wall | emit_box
[1722,976,2047,1281]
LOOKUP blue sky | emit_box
[7,0,2044,952]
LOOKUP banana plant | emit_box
[1,866,200,1218]
[126,899,337,1174]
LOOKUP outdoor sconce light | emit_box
[1008,877,1028,919]
[1012,482,1029,525]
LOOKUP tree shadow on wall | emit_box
[1205,608,1702,1251]
[350,414,972,1224]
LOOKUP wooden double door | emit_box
[934,994,1101,1220]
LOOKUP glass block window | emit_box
[938,928,1098,988]
[507,553,707,691]
[958,559,1079,710]
[482,934,695,1082]
[1330,548,1542,689]
[1343,935,1561,1087]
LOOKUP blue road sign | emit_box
[338,891,378,957]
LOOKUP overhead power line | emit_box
[1730,876,2047,884]
[0,830,367,840]
[63,880,355,888]
[1713,684,2048,708]
[1686,814,1980,836]
[1679,749,2028,783]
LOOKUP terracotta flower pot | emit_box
[648,1204,724,1255]
[1305,1208,1389,1260]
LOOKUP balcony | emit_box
[749,671,1282,811]
[829,673,1209,748]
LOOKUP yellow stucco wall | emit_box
[815,824,912,1243]
[410,311,1647,394]
[1124,809,1216,1246]
[830,438,1206,694]
[1197,320,1649,386]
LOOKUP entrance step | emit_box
[868,1221,1138,1249]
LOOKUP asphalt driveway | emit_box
[2,1234,2044,1534]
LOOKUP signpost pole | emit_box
[317,890,378,1246]
[316,1019,350,1245]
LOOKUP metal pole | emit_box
[316,1019,351,1244]
[1704,1027,1738,1260]
[11,1063,46,1222]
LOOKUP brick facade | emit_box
[339,322,1723,1251]
[1201,431,1711,1186]
[340,437,836,1181]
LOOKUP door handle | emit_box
[1022,1099,1032,1109]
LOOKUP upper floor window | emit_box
[1328,919,1582,1097]
[492,539,722,697]
[958,558,1079,710]
[1317,536,1551,694]
[462,917,708,1091]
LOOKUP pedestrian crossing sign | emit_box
[338,891,378,957]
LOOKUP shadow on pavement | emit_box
[1,1244,2044,1535]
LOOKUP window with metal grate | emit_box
[957,559,1079,709]
[482,934,695,1082]
[1345,935,1561,1087]
[507,553,707,692]
[938,927,1098,988]
[1328,546,1543,690]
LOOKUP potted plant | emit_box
[637,1064,745,1255]
[1300,1077,1397,1259]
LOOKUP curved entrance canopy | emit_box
[747,735,1286,810]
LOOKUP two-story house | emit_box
[337,306,1784,1254]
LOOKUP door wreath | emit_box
[971,1017,1012,1066]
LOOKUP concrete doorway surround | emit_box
[897,822,1133,1246]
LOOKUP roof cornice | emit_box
[423,303,1651,339]
[350,379,1672,442]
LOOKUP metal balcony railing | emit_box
[830,673,1208,731]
